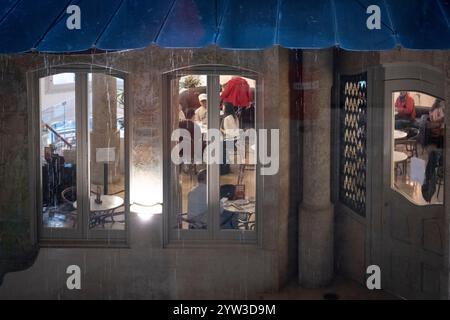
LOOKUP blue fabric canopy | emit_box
[0,0,449,53]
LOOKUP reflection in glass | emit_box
[87,74,125,230]
[392,91,445,205]
[40,73,77,229]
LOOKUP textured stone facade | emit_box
[335,49,450,298]
[298,49,334,287]
[0,46,296,299]
[1,46,449,299]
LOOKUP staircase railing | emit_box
[44,123,73,149]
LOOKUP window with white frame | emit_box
[164,68,259,243]
[36,68,128,242]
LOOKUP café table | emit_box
[74,194,124,228]
[222,199,256,230]
[223,199,255,213]
[394,150,408,163]
[394,130,407,140]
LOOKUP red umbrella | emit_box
[220,77,252,108]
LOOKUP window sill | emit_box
[164,239,259,249]
[39,239,129,249]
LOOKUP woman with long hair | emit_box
[221,102,239,140]
[220,102,240,174]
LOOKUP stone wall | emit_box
[0,56,37,281]
[334,50,381,284]
[335,49,450,296]
[0,46,296,298]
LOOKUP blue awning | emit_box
[0,0,449,53]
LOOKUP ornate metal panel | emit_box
[339,73,367,216]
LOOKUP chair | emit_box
[61,186,76,204]
[60,186,77,228]
[176,213,207,229]
[436,166,444,200]
[395,127,419,159]
[395,159,408,177]
[237,212,255,230]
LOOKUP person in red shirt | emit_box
[395,91,416,120]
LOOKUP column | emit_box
[299,49,334,287]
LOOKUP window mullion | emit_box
[207,75,220,238]
[77,73,89,237]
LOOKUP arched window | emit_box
[31,66,129,243]
[163,66,261,244]
[391,90,445,206]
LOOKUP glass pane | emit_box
[88,74,125,230]
[52,73,75,85]
[174,75,208,230]
[219,75,256,230]
[40,73,77,229]
[392,91,445,205]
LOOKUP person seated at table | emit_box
[428,98,445,148]
[194,93,208,124]
[187,169,207,228]
[187,171,236,229]
[395,91,416,129]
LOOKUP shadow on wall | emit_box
[0,242,39,286]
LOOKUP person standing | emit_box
[194,93,208,124]
[429,99,445,148]
[178,104,186,121]
[220,102,240,175]
[179,108,202,165]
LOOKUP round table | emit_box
[222,199,256,230]
[394,130,407,140]
[394,151,408,163]
[223,199,255,213]
[74,195,124,228]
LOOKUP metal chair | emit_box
[60,186,77,228]
[176,213,207,230]
[436,166,444,200]
[395,127,419,159]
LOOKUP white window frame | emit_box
[162,65,262,246]
[29,64,130,246]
